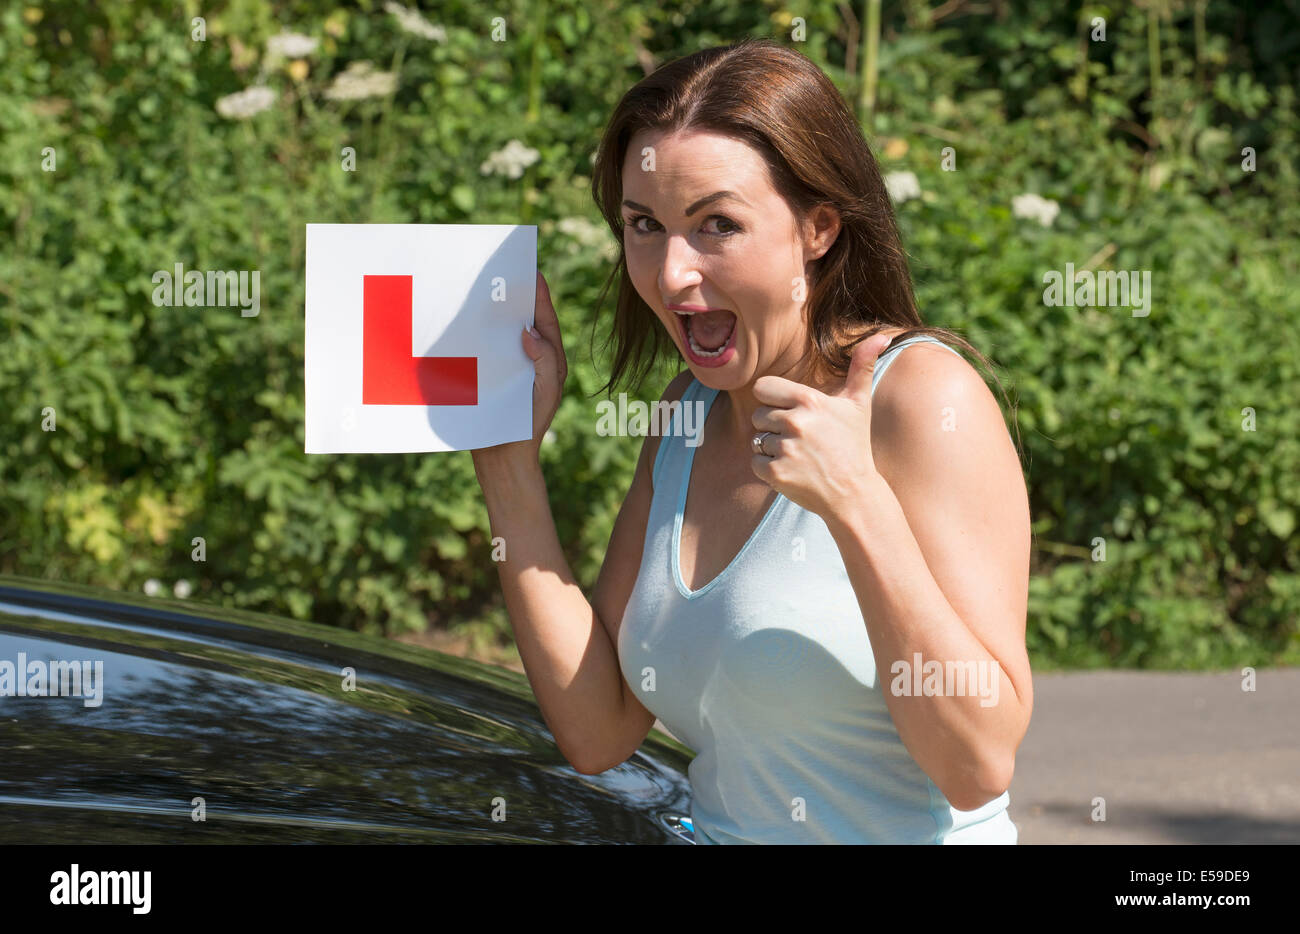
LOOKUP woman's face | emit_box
[620,128,838,390]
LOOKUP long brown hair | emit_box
[588,37,1022,457]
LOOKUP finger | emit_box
[522,325,567,403]
[759,434,788,458]
[534,271,568,382]
[524,325,559,373]
[840,332,894,399]
[533,272,564,353]
[753,373,814,409]
[521,325,544,362]
[750,452,776,485]
[751,404,795,434]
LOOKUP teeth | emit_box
[684,314,731,358]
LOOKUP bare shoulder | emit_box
[869,338,1025,542]
[870,341,1009,462]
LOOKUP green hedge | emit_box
[1,0,1296,667]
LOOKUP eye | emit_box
[624,214,660,235]
[623,214,742,238]
[705,215,741,236]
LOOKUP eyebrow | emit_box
[621,191,748,217]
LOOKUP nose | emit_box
[657,233,702,299]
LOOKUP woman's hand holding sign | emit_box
[473,270,567,470]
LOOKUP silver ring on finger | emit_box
[751,431,776,457]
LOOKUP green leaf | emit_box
[1260,502,1296,539]
[450,184,475,212]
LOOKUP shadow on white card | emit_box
[305,223,537,454]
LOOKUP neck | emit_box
[710,325,908,450]
[707,353,820,455]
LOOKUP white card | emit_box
[304,223,536,453]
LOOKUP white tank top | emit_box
[617,335,1018,843]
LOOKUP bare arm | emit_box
[582,369,696,771]
[473,451,633,773]
[826,344,1033,810]
[471,272,689,773]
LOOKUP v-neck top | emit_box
[616,335,1017,844]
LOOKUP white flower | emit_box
[215,85,275,120]
[557,216,616,261]
[143,579,161,597]
[324,61,398,101]
[266,32,319,61]
[479,139,540,179]
[385,2,447,41]
[1012,193,1060,227]
[557,216,604,244]
[883,170,921,203]
[173,580,193,599]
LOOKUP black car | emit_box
[0,575,695,843]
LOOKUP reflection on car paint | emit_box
[0,576,695,844]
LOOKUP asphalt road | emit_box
[650,668,1300,844]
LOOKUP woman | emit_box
[472,38,1032,844]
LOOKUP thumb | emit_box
[521,324,544,362]
[843,332,894,399]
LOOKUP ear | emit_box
[802,204,841,262]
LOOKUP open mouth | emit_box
[674,309,737,360]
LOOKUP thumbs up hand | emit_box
[749,332,895,520]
